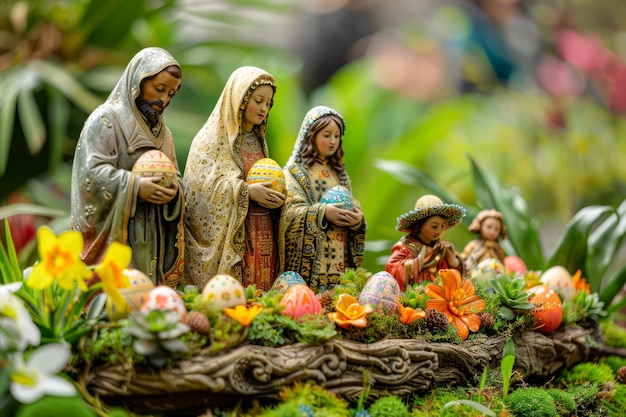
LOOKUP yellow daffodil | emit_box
[327,293,373,329]
[26,226,90,291]
[224,304,264,327]
[424,269,486,341]
[571,270,590,294]
[94,242,132,314]
[396,302,426,325]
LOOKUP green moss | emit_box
[602,383,626,417]
[546,389,576,416]
[368,396,410,417]
[600,355,626,373]
[15,396,97,417]
[560,362,615,386]
[601,321,626,348]
[505,387,558,417]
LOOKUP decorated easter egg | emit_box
[201,274,247,310]
[468,258,506,284]
[132,150,177,188]
[246,158,286,195]
[358,271,401,313]
[528,284,563,334]
[108,268,155,320]
[504,255,527,275]
[540,266,573,301]
[320,185,353,210]
[140,285,187,319]
[279,284,322,318]
[271,271,306,293]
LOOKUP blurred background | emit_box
[1,0,625,274]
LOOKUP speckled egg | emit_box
[279,284,322,318]
[201,274,247,310]
[540,265,574,300]
[528,284,563,334]
[246,158,286,195]
[271,271,306,293]
[108,268,155,320]
[140,285,187,319]
[132,150,177,188]
[358,271,401,313]
[320,185,353,210]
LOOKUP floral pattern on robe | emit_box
[279,106,366,292]
[183,66,278,290]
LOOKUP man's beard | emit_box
[136,96,163,127]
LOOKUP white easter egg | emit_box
[201,274,247,310]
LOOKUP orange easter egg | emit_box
[132,150,177,188]
[528,284,563,334]
[108,268,154,320]
[279,284,322,318]
[246,158,286,195]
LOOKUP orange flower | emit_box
[224,304,264,327]
[571,270,590,294]
[424,269,486,340]
[327,293,373,329]
[396,302,426,325]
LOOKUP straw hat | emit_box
[396,195,466,233]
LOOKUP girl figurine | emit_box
[183,66,285,291]
[385,195,466,291]
[461,209,507,271]
[279,106,366,292]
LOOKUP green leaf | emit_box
[18,88,46,155]
[45,86,71,172]
[0,203,66,220]
[588,199,626,294]
[0,88,17,176]
[374,159,478,220]
[501,337,516,398]
[441,400,496,417]
[546,205,613,278]
[0,219,22,285]
[601,263,626,309]
[36,61,101,113]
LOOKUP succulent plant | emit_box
[400,284,427,309]
[489,275,535,321]
[574,291,607,321]
[126,309,190,367]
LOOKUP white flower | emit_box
[0,283,40,350]
[10,343,76,404]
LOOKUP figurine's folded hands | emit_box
[324,203,360,227]
[440,241,460,268]
[138,176,178,205]
[345,206,364,230]
[248,182,285,209]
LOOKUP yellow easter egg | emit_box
[246,158,286,195]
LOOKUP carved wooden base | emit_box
[84,326,599,415]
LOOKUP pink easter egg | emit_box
[279,284,322,318]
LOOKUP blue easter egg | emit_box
[320,185,353,210]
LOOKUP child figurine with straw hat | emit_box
[385,195,466,291]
